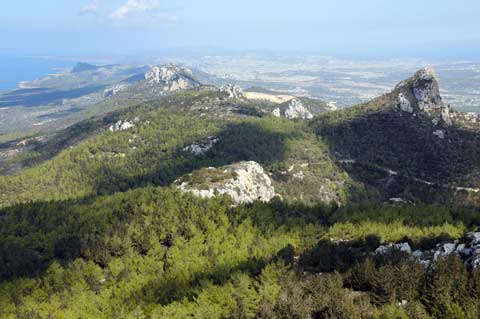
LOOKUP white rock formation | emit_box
[293,171,305,180]
[375,242,412,255]
[374,232,480,268]
[397,93,413,113]
[109,120,135,132]
[144,64,198,92]
[327,101,338,110]
[433,130,445,139]
[177,161,277,204]
[284,99,313,120]
[183,136,219,155]
[395,67,452,126]
[221,84,245,99]
[412,67,442,111]
[271,108,281,117]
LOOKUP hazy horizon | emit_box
[1,0,480,59]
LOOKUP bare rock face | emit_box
[284,99,314,120]
[144,64,199,92]
[176,161,277,204]
[183,136,219,156]
[109,120,135,132]
[394,67,451,125]
[397,93,413,113]
[221,84,245,99]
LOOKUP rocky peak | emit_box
[144,64,199,92]
[394,67,451,125]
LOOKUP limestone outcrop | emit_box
[284,99,314,120]
[375,232,480,269]
[221,84,245,99]
[183,136,219,155]
[272,98,313,120]
[144,64,200,92]
[394,67,452,125]
[176,161,277,204]
[109,120,135,132]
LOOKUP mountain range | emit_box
[1,64,479,206]
[0,62,479,318]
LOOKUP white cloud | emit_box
[79,0,99,15]
[110,0,161,19]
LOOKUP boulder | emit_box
[374,234,480,269]
[433,242,458,260]
[374,242,411,255]
[467,232,480,245]
[395,242,412,254]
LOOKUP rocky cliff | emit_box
[393,67,451,126]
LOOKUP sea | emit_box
[0,56,75,91]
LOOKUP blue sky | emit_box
[1,0,479,58]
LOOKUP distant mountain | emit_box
[71,62,99,73]
[0,64,202,136]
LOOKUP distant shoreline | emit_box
[0,56,74,91]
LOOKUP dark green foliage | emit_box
[312,97,480,205]
[274,271,369,319]
[0,184,477,318]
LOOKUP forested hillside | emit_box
[1,186,479,318]
[1,68,480,318]
[0,89,359,208]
